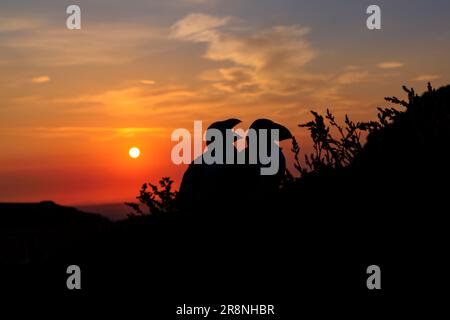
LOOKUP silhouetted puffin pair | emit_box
[178,119,293,211]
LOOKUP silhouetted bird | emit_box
[236,119,293,201]
[177,118,242,212]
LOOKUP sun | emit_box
[129,147,140,159]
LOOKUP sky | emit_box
[1,0,450,205]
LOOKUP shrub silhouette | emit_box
[350,83,450,194]
[291,110,370,176]
[125,177,178,216]
[288,84,434,180]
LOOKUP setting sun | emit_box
[129,147,140,159]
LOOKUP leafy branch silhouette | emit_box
[125,177,178,216]
[290,84,427,177]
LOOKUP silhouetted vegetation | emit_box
[291,110,370,176]
[290,86,419,177]
[125,177,178,216]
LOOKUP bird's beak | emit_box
[233,130,243,141]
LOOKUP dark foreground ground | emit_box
[0,198,447,316]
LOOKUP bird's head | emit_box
[249,119,293,142]
[206,118,242,146]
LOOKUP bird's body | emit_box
[241,119,292,194]
[177,119,242,212]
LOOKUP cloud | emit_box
[377,62,404,69]
[171,13,317,95]
[211,67,261,94]
[169,13,372,110]
[2,24,163,66]
[0,18,41,32]
[31,76,50,84]
[140,80,156,85]
[0,127,165,140]
[207,26,314,72]
[170,13,231,42]
[413,74,441,81]
[336,70,368,84]
[53,86,206,117]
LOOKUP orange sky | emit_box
[1,0,449,205]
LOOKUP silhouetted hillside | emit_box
[75,202,131,221]
[0,201,111,264]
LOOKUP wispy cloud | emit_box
[2,24,163,66]
[0,127,165,139]
[170,13,231,42]
[52,86,203,117]
[0,18,41,32]
[336,70,369,84]
[377,62,404,69]
[413,74,441,81]
[31,76,50,84]
[168,13,381,114]
[171,13,317,95]
[140,80,156,85]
